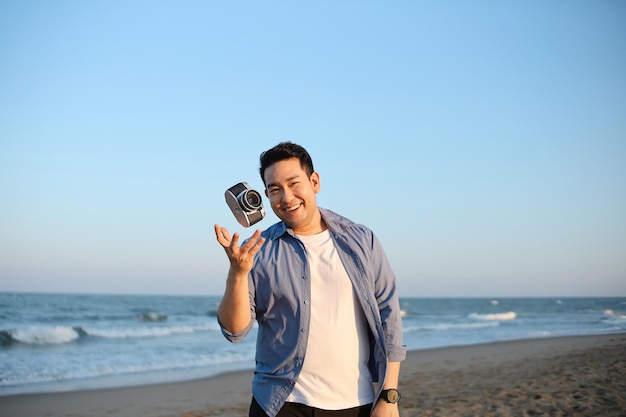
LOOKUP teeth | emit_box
[285,204,301,212]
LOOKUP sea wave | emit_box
[603,309,626,319]
[403,321,500,333]
[82,324,215,339]
[1,323,219,346]
[602,309,626,329]
[1,326,80,345]
[135,311,168,322]
[469,311,517,321]
[0,350,255,390]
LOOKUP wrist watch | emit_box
[379,388,401,404]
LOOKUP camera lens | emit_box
[240,189,262,211]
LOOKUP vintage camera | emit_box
[225,182,266,227]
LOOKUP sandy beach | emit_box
[1,333,624,417]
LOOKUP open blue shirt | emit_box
[219,208,406,417]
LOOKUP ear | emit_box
[310,171,321,193]
[264,188,269,198]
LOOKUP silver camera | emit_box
[225,182,266,227]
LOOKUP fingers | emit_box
[251,234,266,254]
[213,226,265,274]
[214,224,232,246]
[214,224,226,240]
[214,225,264,255]
[240,229,264,252]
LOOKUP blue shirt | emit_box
[219,208,406,417]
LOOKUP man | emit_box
[214,142,405,417]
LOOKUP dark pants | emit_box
[249,397,372,417]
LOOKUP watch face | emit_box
[386,389,400,403]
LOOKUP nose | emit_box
[281,187,294,204]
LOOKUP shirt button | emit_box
[301,328,305,332]
[304,300,309,304]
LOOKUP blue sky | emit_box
[1,1,624,297]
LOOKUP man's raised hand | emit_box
[214,224,265,274]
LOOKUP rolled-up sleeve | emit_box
[372,234,407,362]
[218,314,254,343]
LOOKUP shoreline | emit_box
[1,333,625,416]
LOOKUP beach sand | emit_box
[1,333,624,417]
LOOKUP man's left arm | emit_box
[372,361,401,417]
[370,232,405,417]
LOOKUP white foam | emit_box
[603,309,626,318]
[10,326,80,345]
[403,321,499,332]
[82,324,215,339]
[602,309,626,329]
[469,311,517,321]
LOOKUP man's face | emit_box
[263,157,322,235]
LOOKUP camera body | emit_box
[225,182,266,227]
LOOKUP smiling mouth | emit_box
[284,203,301,212]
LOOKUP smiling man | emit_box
[214,142,406,417]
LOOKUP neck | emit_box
[292,210,326,235]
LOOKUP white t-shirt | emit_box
[286,230,375,409]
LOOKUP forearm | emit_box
[213,226,263,334]
[382,361,400,389]
[217,268,252,333]
[371,361,401,417]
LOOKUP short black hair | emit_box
[259,142,314,185]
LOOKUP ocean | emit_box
[1,293,625,396]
